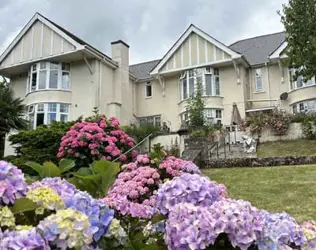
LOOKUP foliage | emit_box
[292,112,316,139]
[187,75,205,130]
[58,115,136,167]
[239,111,292,135]
[0,82,28,158]
[190,124,223,138]
[8,120,76,167]
[280,0,316,81]
[122,123,161,144]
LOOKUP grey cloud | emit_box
[0,0,287,64]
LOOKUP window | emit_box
[27,62,70,93]
[145,82,152,98]
[138,115,161,128]
[27,103,70,129]
[180,67,220,100]
[289,68,315,90]
[255,68,263,92]
[204,108,223,125]
[181,112,189,124]
[292,99,316,114]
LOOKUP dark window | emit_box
[145,82,152,97]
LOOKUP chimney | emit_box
[109,40,131,125]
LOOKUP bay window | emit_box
[180,67,220,100]
[204,108,222,125]
[292,99,316,114]
[27,62,70,93]
[27,103,70,129]
[289,68,315,90]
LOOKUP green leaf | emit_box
[42,162,61,177]
[72,173,102,185]
[74,167,93,176]
[11,198,37,214]
[93,160,120,195]
[24,162,43,177]
[152,214,166,224]
[59,159,76,174]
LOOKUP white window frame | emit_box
[138,115,161,127]
[180,67,220,101]
[255,68,263,92]
[145,81,152,98]
[289,68,315,91]
[204,108,222,125]
[292,99,316,114]
[27,62,70,94]
[27,103,70,129]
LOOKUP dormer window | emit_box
[27,62,70,93]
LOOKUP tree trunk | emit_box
[0,133,5,159]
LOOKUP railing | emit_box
[112,133,153,162]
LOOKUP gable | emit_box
[1,20,76,68]
[150,25,240,75]
[160,32,231,73]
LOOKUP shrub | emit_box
[8,120,77,166]
[122,123,160,144]
[57,115,136,166]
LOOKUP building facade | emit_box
[1,13,316,155]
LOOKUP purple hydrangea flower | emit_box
[165,199,264,250]
[257,210,306,250]
[179,161,201,175]
[0,228,49,249]
[28,177,77,200]
[65,190,114,241]
[156,173,227,215]
[0,161,28,205]
[301,220,316,249]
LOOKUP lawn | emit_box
[257,139,316,157]
[203,165,316,222]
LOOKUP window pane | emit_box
[40,62,46,69]
[62,63,70,71]
[189,77,194,97]
[293,104,297,114]
[48,103,57,112]
[182,78,187,99]
[205,74,212,95]
[62,72,69,89]
[60,104,69,113]
[216,110,222,118]
[256,77,263,91]
[29,114,34,129]
[214,68,219,76]
[255,68,262,77]
[296,76,303,88]
[47,113,57,124]
[305,78,313,86]
[49,69,58,88]
[38,70,46,89]
[31,72,37,91]
[299,103,305,112]
[155,116,161,127]
[50,62,59,70]
[37,104,44,112]
[60,114,68,123]
[215,77,220,95]
[146,83,152,97]
[32,64,37,71]
[36,113,44,127]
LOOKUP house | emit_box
[1,13,315,155]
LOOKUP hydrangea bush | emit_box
[57,116,136,165]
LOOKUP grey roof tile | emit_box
[229,31,286,66]
[129,59,160,80]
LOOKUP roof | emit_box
[229,31,286,66]
[130,59,160,80]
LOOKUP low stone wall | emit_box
[202,156,316,168]
[249,123,303,143]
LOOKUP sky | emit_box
[0,0,288,64]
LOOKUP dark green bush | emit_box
[8,120,77,166]
[122,123,160,143]
[292,113,316,139]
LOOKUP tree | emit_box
[0,81,28,158]
[280,0,316,80]
[186,74,205,130]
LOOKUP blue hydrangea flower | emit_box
[65,190,114,241]
[0,161,28,205]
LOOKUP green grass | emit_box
[257,139,316,157]
[203,165,316,222]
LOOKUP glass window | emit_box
[145,82,152,98]
[255,68,263,92]
[61,72,70,89]
[154,116,161,128]
[205,74,212,95]
[38,70,46,89]
[216,110,222,119]
[31,72,37,91]
[49,63,58,89]
[289,68,315,90]
[293,104,298,114]
[28,103,69,129]
[62,63,70,71]
[189,77,195,97]
[182,77,188,100]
